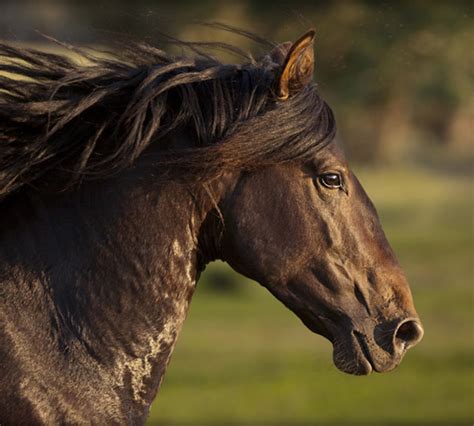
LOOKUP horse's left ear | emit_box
[276,30,315,100]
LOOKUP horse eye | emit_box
[319,173,342,189]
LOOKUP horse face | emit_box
[221,142,423,375]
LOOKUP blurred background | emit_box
[2,0,472,424]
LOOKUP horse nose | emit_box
[394,319,424,351]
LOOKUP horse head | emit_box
[218,31,423,375]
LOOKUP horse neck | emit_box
[0,172,217,421]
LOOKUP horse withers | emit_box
[0,29,423,423]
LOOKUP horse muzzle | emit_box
[331,317,424,375]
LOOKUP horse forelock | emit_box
[0,30,336,201]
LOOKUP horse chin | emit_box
[331,331,376,376]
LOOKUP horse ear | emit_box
[276,30,315,100]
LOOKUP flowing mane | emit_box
[0,32,335,201]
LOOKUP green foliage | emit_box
[198,262,244,294]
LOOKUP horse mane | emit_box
[0,29,336,200]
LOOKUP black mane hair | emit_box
[0,30,336,200]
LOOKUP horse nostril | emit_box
[395,319,424,350]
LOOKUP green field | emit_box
[147,166,473,425]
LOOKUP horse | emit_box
[0,29,423,424]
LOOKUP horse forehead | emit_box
[278,142,348,177]
[316,141,348,166]
[328,141,347,160]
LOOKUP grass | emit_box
[147,165,473,425]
